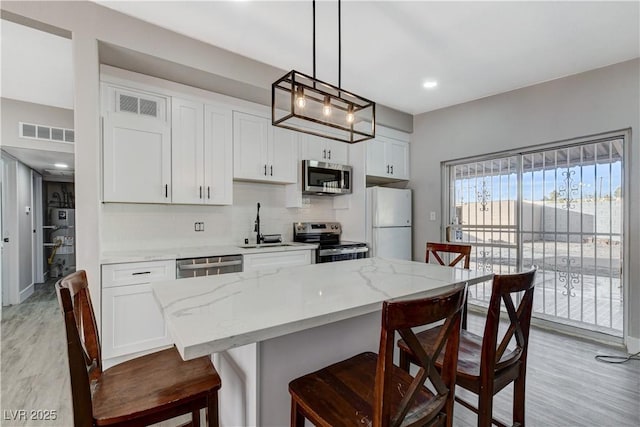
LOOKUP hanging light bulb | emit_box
[295,86,306,108]
[346,104,355,124]
[322,95,332,116]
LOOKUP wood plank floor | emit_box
[1,280,638,426]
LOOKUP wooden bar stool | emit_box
[56,270,221,427]
[289,284,467,427]
[398,269,536,427]
[425,242,472,328]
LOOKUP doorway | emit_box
[444,132,626,337]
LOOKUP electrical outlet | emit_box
[430,211,437,221]
[194,221,205,232]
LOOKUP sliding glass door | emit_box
[445,135,625,336]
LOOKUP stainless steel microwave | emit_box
[302,160,352,195]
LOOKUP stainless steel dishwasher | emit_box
[176,255,243,278]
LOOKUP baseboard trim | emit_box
[18,283,34,303]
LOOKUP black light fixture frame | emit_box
[271,0,376,144]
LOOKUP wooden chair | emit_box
[425,242,472,269]
[56,270,221,427]
[426,242,472,329]
[398,269,537,427]
[289,284,467,427]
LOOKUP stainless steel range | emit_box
[293,222,368,263]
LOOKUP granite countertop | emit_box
[151,257,494,360]
[100,242,318,264]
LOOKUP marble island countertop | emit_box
[152,257,494,360]
[100,242,318,264]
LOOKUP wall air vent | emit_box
[19,122,75,143]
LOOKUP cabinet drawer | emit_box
[243,250,312,272]
[102,260,176,288]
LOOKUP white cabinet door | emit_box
[172,98,204,204]
[233,111,298,183]
[204,104,233,205]
[324,139,348,164]
[365,137,388,177]
[300,134,348,164]
[233,111,270,181]
[243,250,312,272]
[270,126,298,183]
[102,283,171,360]
[101,260,175,365]
[103,113,171,203]
[387,139,410,180]
[366,135,410,181]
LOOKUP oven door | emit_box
[303,160,352,195]
[317,246,369,263]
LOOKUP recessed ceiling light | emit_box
[423,81,438,89]
[54,163,68,168]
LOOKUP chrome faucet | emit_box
[254,202,263,244]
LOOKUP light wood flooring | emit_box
[1,280,638,427]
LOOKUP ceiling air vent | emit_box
[19,122,75,144]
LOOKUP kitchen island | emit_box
[152,257,493,426]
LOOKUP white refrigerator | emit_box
[366,187,412,260]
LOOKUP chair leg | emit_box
[192,409,200,427]
[513,375,526,427]
[207,391,219,427]
[477,392,493,427]
[399,349,411,372]
[291,399,305,427]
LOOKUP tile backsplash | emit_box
[100,181,336,251]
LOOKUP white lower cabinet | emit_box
[101,260,176,368]
[243,250,312,272]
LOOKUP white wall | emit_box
[410,59,640,348]
[101,182,336,252]
[1,97,74,153]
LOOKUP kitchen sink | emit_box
[238,243,294,249]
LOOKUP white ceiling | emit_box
[96,0,640,114]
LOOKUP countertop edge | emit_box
[100,243,319,265]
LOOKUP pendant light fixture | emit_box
[272,0,375,144]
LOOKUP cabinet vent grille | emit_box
[140,99,157,117]
[19,122,75,143]
[119,94,139,114]
[118,93,159,118]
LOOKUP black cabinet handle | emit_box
[270,165,273,176]
[323,149,326,159]
[132,271,151,276]
[390,165,394,174]
[264,164,267,176]
[328,150,331,159]
[386,165,389,173]
[208,186,211,199]
[165,184,168,198]
[200,186,203,198]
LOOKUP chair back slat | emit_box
[481,268,536,376]
[374,284,466,427]
[426,242,472,268]
[56,270,102,426]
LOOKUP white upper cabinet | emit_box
[366,134,410,181]
[233,111,297,183]
[300,134,349,164]
[171,98,233,205]
[103,97,172,203]
[171,98,204,204]
[204,104,233,205]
